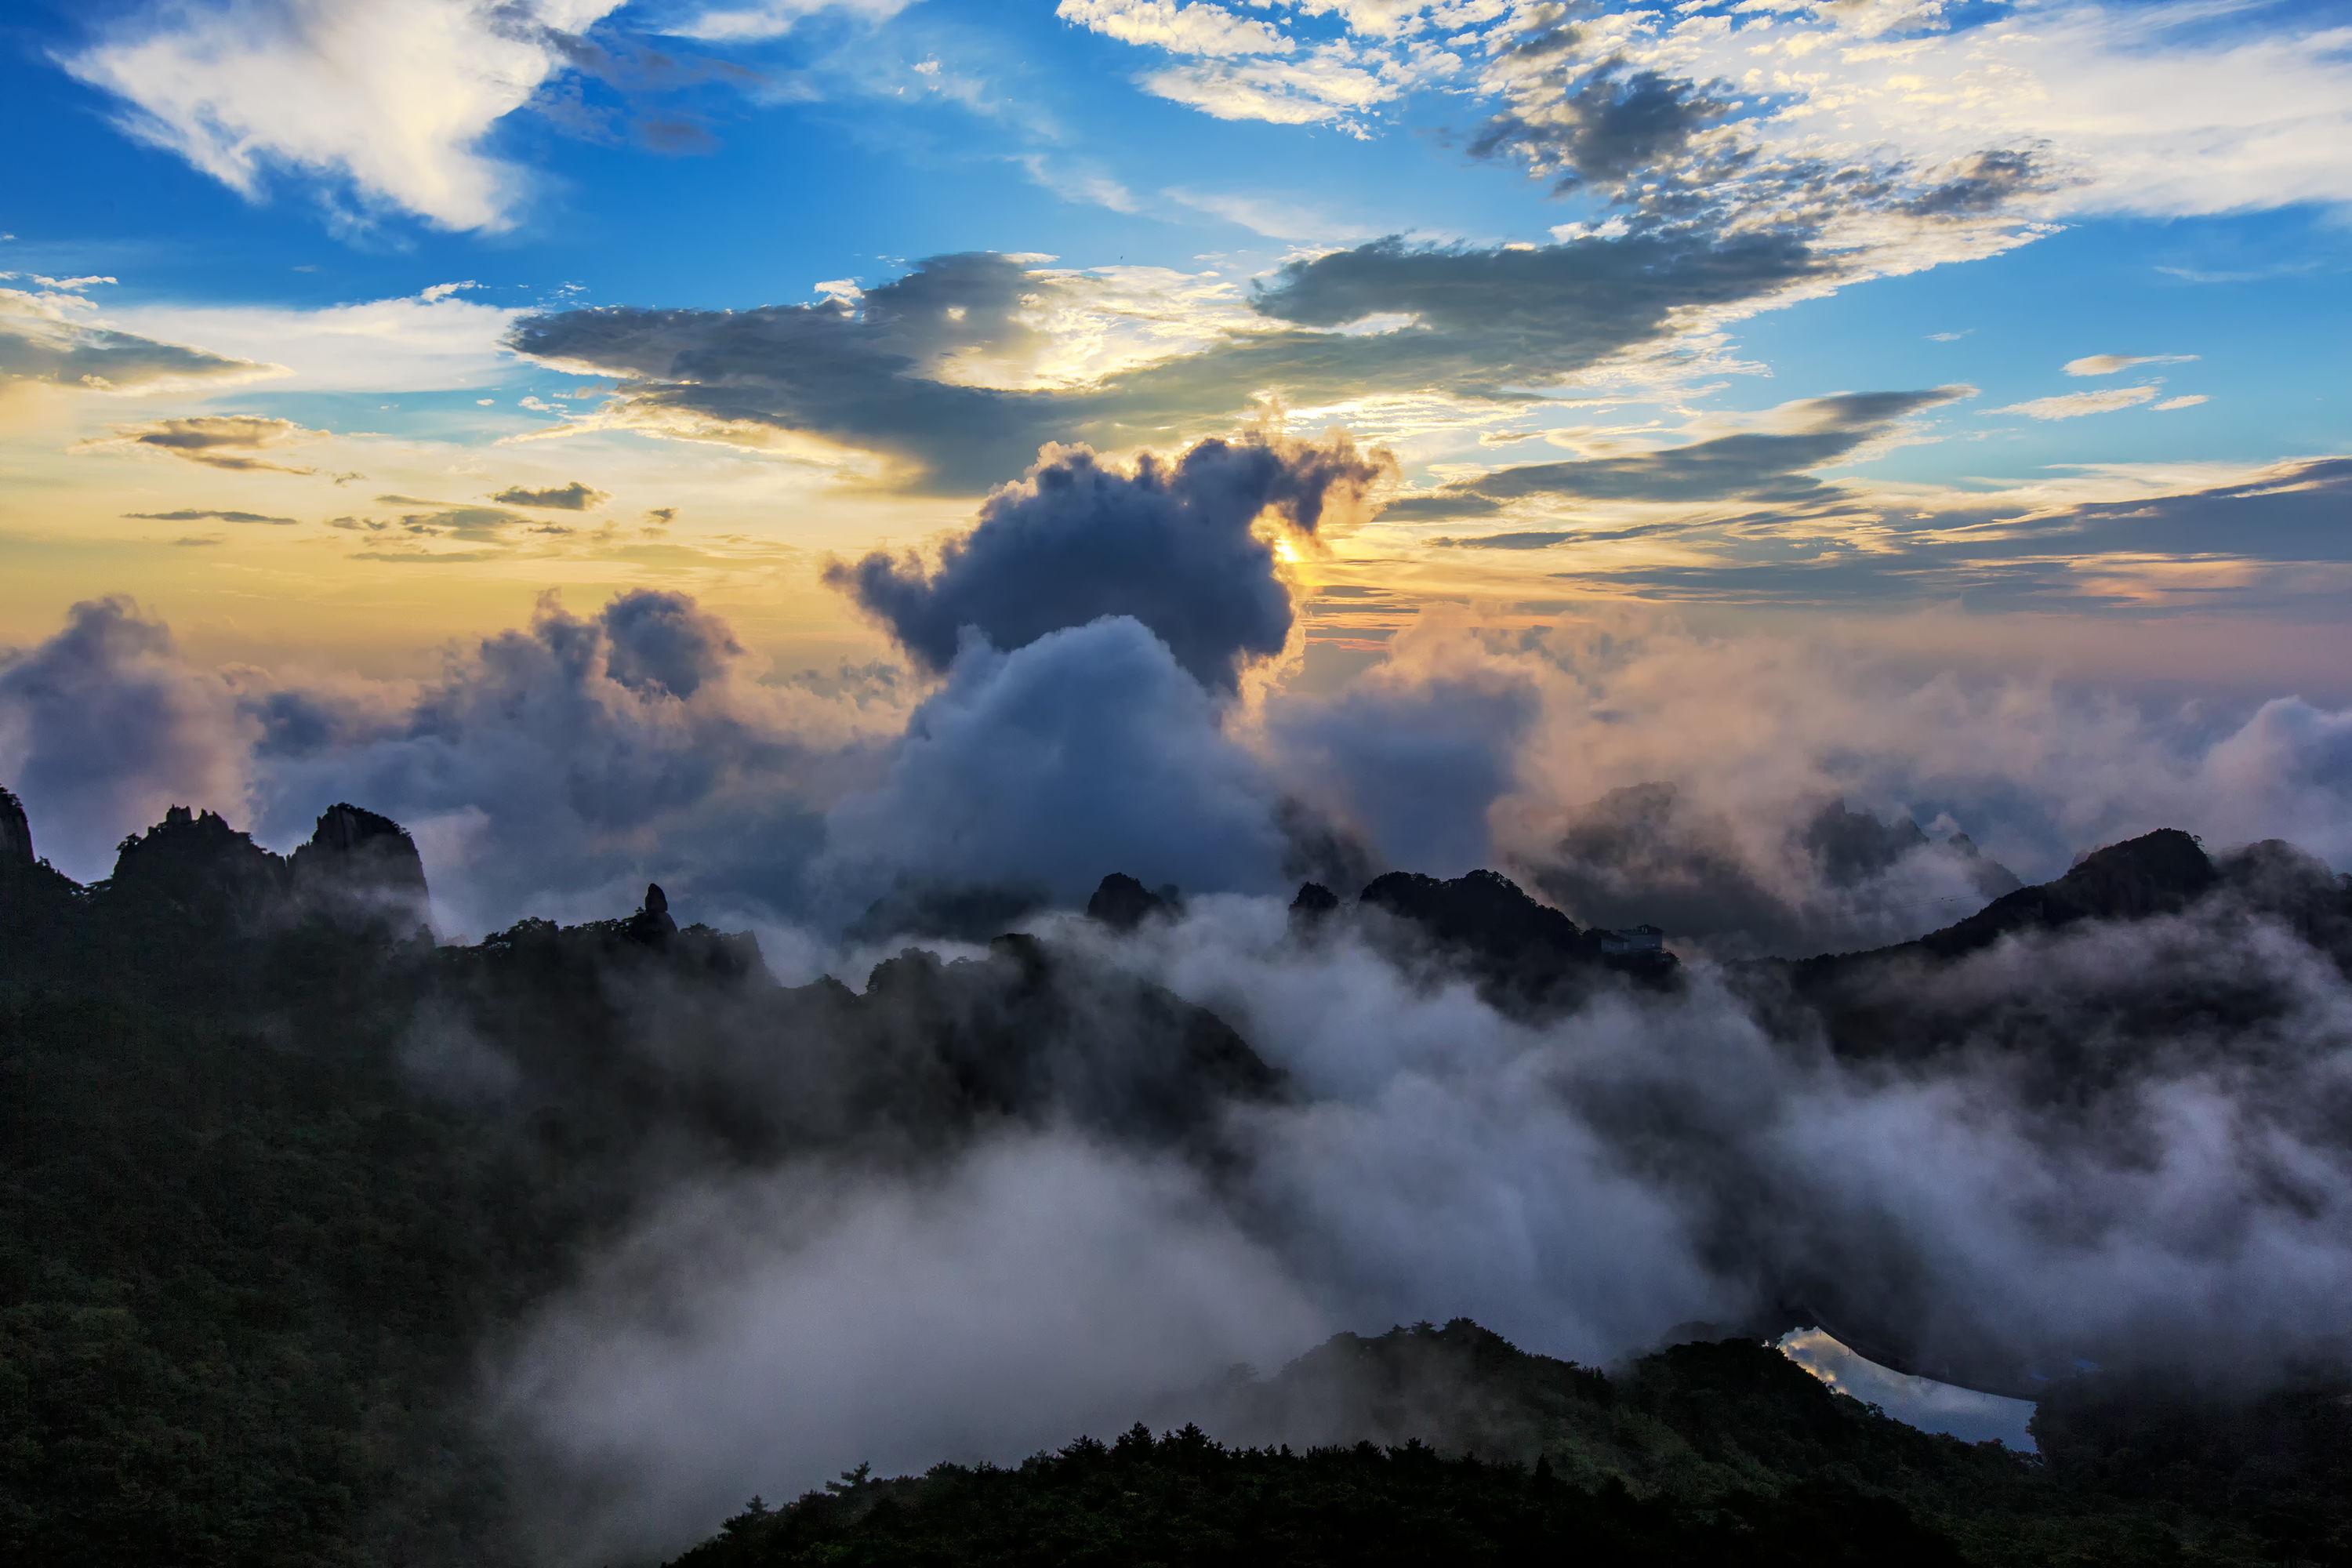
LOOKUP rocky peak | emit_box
[107,806,284,920]
[0,785,31,871]
[288,803,430,929]
[1087,872,1177,932]
[626,881,677,946]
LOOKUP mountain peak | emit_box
[1087,872,1176,931]
[289,802,430,929]
[0,784,31,871]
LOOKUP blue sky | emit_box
[2,0,2350,678]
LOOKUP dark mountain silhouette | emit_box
[1287,879,1339,927]
[1085,870,1178,931]
[5,784,2348,1566]
[1537,782,2021,956]
[1768,829,2352,1075]
[670,1321,2352,1568]
[288,801,431,927]
[0,782,31,869]
[1356,866,1676,1011]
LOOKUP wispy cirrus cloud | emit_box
[1987,384,2161,422]
[2063,353,2198,377]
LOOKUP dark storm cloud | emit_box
[506,251,1073,492]
[1392,388,1969,522]
[491,481,611,510]
[509,233,1826,493]
[826,434,1389,691]
[1246,230,1822,385]
[123,507,299,524]
[595,587,742,699]
[1469,63,1733,193]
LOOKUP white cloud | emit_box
[0,284,281,399]
[1017,154,1141,212]
[2063,352,2198,377]
[2153,394,2209,412]
[60,0,626,232]
[1163,186,1377,241]
[108,286,521,394]
[1058,0,1294,57]
[1987,383,2161,422]
[1142,50,1397,128]
[1661,1,2352,221]
[671,0,912,42]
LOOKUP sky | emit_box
[2,0,2351,914]
[6,1,2350,1484]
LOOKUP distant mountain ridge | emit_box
[5,785,2350,1566]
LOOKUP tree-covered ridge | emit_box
[673,1325,2351,1568]
[5,791,2351,1565]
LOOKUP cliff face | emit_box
[0,785,31,871]
[289,803,432,931]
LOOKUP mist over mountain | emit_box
[9,418,2352,1566]
[7,770,2350,1565]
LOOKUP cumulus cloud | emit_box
[1058,0,1294,58]
[817,616,1293,909]
[0,597,257,875]
[242,587,855,930]
[826,434,1389,691]
[60,0,626,231]
[490,481,610,510]
[74,413,328,473]
[1141,52,1399,129]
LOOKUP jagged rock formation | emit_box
[626,881,678,946]
[1085,871,1177,931]
[288,802,431,930]
[1353,866,1675,1013]
[0,784,32,871]
[1907,827,2213,958]
[107,805,289,924]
